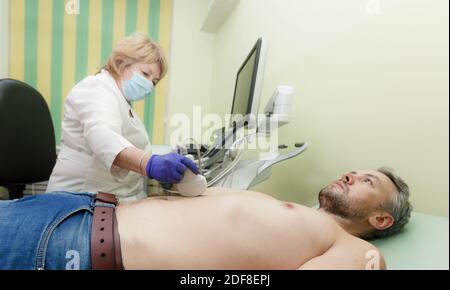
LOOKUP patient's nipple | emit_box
[283,202,295,209]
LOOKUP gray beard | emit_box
[318,186,370,220]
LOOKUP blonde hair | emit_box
[102,32,168,81]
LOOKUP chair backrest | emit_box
[0,79,56,185]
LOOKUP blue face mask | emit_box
[122,71,154,102]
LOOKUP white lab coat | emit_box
[46,70,152,202]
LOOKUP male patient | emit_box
[0,167,411,270]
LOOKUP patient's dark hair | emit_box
[365,167,413,240]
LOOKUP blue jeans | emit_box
[0,192,95,270]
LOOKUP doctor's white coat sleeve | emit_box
[68,79,134,177]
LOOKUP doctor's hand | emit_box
[145,153,200,184]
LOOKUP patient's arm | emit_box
[297,237,386,270]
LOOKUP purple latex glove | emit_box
[146,153,200,184]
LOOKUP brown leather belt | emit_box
[91,192,123,270]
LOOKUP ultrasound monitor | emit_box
[230,37,268,129]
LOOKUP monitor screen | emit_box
[230,38,266,128]
[231,51,257,117]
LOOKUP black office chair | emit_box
[0,79,56,200]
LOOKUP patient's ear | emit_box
[368,212,394,231]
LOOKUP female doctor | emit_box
[46,33,199,202]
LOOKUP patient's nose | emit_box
[342,173,355,185]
